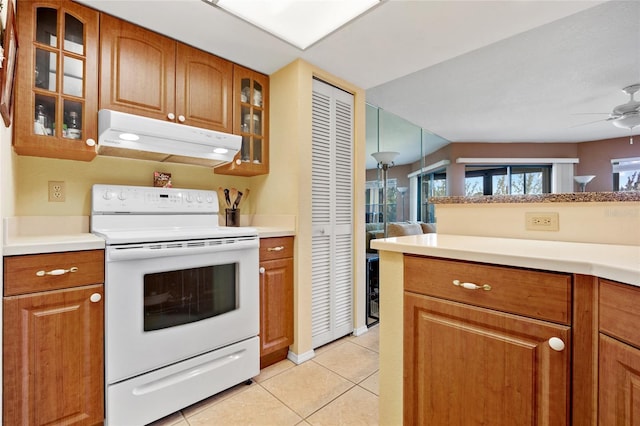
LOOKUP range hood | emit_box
[97,109,241,167]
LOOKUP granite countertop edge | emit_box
[430,191,640,204]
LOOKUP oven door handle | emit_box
[107,239,258,261]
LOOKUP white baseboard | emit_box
[352,325,369,336]
[287,349,315,365]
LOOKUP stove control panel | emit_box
[92,184,218,214]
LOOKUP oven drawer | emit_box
[260,236,294,261]
[4,250,105,296]
[404,255,572,324]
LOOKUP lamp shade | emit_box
[372,151,399,166]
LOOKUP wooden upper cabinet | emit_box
[14,0,99,161]
[99,14,232,133]
[175,43,233,132]
[216,64,269,176]
[99,14,175,121]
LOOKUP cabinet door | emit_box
[259,257,293,368]
[175,43,233,133]
[215,64,269,176]
[14,1,99,161]
[3,284,104,425]
[599,333,640,425]
[99,14,176,121]
[404,292,570,425]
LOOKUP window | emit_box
[418,170,446,223]
[365,178,397,223]
[612,157,640,191]
[465,165,550,196]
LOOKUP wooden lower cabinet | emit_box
[259,237,294,368]
[598,334,640,425]
[598,279,640,425]
[403,255,572,425]
[404,293,570,425]
[3,284,104,425]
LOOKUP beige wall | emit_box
[436,201,640,246]
[12,155,254,217]
[267,59,366,357]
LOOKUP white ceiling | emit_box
[79,0,640,168]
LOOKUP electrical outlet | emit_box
[525,212,559,231]
[48,181,65,202]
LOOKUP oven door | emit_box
[104,236,259,384]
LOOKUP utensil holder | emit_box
[225,208,240,227]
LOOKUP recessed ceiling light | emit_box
[206,0,381,50]
[213,147,229,154]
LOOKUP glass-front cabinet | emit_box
[14,1,99,161]
[216,64,269,176]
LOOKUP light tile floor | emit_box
[149,325,380,426]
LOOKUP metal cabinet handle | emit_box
[36,266,78,277]
[267,246,285,252]
[90,293,102,303]
[259,267,265,274]
[452,279,492,291]
[548,337,565,352]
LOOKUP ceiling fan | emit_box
[577,84,640,144]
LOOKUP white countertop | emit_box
[4,233,106,256]
[371,233,640,287]
[3,216,296,256]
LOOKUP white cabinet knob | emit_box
[167,113,176,121]
[90,293,102,303]
[548,337,565,352]
[85,138,96,147]
[259,267,265,274]
[236,159,242,165]
[178,115,186,123]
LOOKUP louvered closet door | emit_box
[311,78,354,348]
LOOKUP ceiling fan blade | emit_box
[570,117,611,128]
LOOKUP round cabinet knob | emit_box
[167,113,176,121]
[548,337,565,352]
[236,159,242,165]
[178,115,186,123]
[259,267,265,274]
[85,138,96,147]
[90,293,102,303]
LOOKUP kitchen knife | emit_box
[224,188,231,207]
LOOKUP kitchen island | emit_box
[372,192,640,425]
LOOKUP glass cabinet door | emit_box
[216,65,269,176]
[239,77,264,165]
[14,1,99,161]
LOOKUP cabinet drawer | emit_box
[600,279,640,349]
[260,237,294,261]
[404,255,572,324]
[4,250,104,296]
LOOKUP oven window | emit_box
[143,263,237,331]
